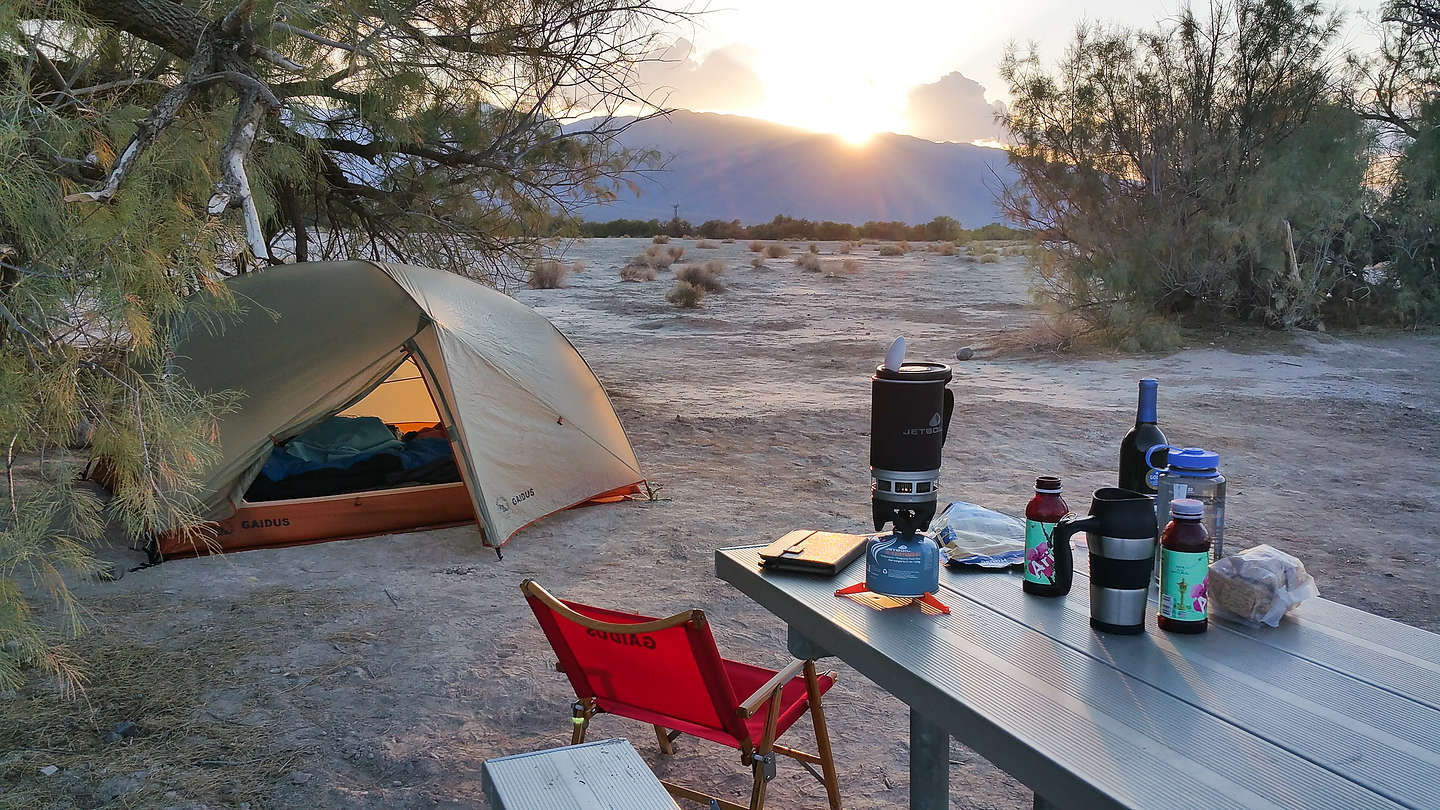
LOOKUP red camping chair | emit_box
[521,580,842,810]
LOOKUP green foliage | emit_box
[1001,0,1380,338]
[1370,98,1440,323]
[582,213,1020,243]
[0,15,240,687]
[1349,1,1440,324]
[924,216,964,242]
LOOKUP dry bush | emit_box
[748,240,765,252]
[796,253,822,272]
[641,244,675,269]
[970,243,999,256]
[619,264,657,282]
[750,256,767,268]
[696,239,719,249]
[861,238,878,245]
[979,253,1001,263]
[839,242,854,254]
[666,280,706,308]
[722,237,736,243]
[676,260,727,292]
[764,243,790,259]
[878,243,906,257]
[652,234,671,244]
[668,245,685,261]
[930,242,957,256]
[809,242,820,253]
[570,259,588,272]
[823,258,861,277]
[528,260,568,288]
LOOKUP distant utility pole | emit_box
[671,203,679,221]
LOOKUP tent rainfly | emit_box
[122,260,643,557]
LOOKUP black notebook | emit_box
[759,530,869,576]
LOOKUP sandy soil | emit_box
[4,238,1438,809]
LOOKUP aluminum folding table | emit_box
[716,543,1440,810]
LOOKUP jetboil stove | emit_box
[835,339,954,614]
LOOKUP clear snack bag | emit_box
[933,501,1026,568]
[1207,544,1319,627]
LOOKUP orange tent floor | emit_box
[154,481,642,559]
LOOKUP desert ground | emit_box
[4,238,1438,809]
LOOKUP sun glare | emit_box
[836,124,878,146]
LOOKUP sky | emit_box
[639,0,1388,144]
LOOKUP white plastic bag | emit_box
[1208,544,1319,627]
[933,501,1025,568]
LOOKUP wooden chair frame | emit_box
[522,579,842,810]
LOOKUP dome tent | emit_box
[129,260,642,557]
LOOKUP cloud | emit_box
[636,39,765,113]
[903,72,1008,144]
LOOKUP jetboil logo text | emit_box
[901,412,944,437]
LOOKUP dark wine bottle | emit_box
[1118,378,1166,494]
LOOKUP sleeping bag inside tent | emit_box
[102,260,643,558]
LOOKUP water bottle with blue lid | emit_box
[1146,445,1226,581]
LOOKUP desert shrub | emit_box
[528,260,569,288]
[839,242,853,254]
[970,243,999,256]
[750,256,767,268]
[878,243,906,256]
[722,238,736,243]
[668,246,686,261]
[796,253,822,272]
[696,239,719,249]
[749,240,765,252]
[764,243,790,258]
[931,242,958,256]
[809,242,820,253]
[641,244,676,269]
[666,280,707,307]
[652,234,671,244]
[979,253,1001,264]
[676,260,727,292]
[570,259,588,272]
[1001,1,1377,334]
[619,264,657,282]
[823,258,861,277]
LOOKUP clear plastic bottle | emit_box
[1146,445,1226,584]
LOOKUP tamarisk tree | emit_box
[1,0,684,687]
[1000,0,1375,344]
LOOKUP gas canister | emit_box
[865,531,941,598]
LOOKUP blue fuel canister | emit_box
[865,531,941,598]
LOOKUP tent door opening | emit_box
[174,356,480,556]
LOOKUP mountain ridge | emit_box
[571,110,1015,227]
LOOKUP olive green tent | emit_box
[139,260,642,555]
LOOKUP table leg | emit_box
[910,708,948,810]
[787,626,831,660]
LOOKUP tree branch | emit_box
[208,87,271,262]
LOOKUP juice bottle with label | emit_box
[1158,498,1210,633]
[1023,476,1070,596]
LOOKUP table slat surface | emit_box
[717,545,1440,810]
